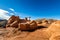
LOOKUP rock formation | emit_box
[6,15,20,28]
[6,15,37,31]
[6,15,57,31]
[45,20,60,40]
[18,23,30,31]
[18,20,37,31]
[29,20,37,30]
[46,21,60,36]
[1,15,60,40]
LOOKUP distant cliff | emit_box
[0,19,7,27]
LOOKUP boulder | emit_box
[18,23,30,31]
[29,20,37,30]
[10,21,18,28]
[7,15,19,24]
[18,20,37,31]
[6,15,20,28]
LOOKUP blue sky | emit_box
[0,0,60,20]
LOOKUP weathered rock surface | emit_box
[6,15,20,28]
[46,21,60,36]
[49,33,60,40]
[5,28,49,40]
[2,15,60,40]
[45,21,60,40]
[6,15,38,31]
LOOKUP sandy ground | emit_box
[0,27,51,40]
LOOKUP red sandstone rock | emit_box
[6,15,20,28]
[46,21,60,37]
[18,23,30,31]
[29,20,37,30]
[18,20,37,31]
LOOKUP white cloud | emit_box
[0,9,10,20]
[9,8,15,11]
[0,9,9,14]
[9,8,16,16]
[0,8,18,20]
[10,13,15,15]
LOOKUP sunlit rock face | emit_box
[49,33,60,40]
[18,20,37,31]
[6,15,20,28]
[7,15,20,24]
[2,15,60,40]
[46,21,60,36]
[36,19,57,28]
[18,23,30,31]
[36,19,52,28]
[29,20,37,30]
[6,15,38,31]
[6,15,57,31]
[6,15,30,28]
